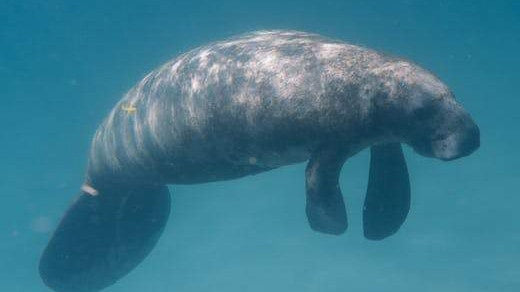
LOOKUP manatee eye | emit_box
[412,106,434,122]
[431,132,447,142]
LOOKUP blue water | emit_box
[1,0,519,291]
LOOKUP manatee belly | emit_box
[159,143,311,184]
[88,107,312,185]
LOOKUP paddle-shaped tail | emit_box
[39,183,171,292]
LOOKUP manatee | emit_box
[39,30,479,291]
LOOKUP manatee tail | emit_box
[39,183,171,292]
[363,143,410,240]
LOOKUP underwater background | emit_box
[1,0,519,291]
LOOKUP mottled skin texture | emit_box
[87,30,476,188]
[40,30,480,292]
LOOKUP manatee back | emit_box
[87,31,389,184]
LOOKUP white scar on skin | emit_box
[81,184,99,196]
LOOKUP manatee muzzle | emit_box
[432,123,480,161]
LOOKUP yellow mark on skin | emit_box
[122,104,137,114]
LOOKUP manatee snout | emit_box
[407,101,480,161]
[433,120,480,161]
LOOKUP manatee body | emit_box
[40,30,479,292]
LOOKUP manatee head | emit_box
[373,61,480,161]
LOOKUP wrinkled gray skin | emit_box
[87,30,478,187]
[40,30,479,292]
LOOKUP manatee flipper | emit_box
[305,149,348,235]
[39,183,171,292]
[363,143,410,240]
